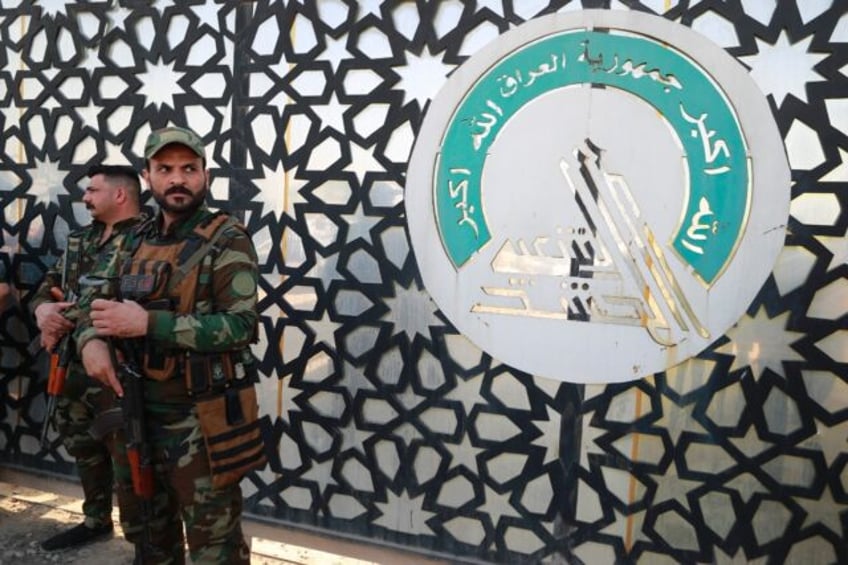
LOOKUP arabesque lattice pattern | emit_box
[0,1,846,563]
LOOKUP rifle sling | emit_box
[168,216,237,291]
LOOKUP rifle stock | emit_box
[40,334,72,447]
[39,285,75,448]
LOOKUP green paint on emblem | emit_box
[231,271,256,297]
[436,30,748,285]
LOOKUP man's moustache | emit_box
[165,186,192,196]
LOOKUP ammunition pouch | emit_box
[190,352,268,488]
[121,262,177,380]
[185,351,236,397]
[120,262,171,301]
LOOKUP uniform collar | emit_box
[156,206,210,238]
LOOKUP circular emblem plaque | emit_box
[406,10,789,383]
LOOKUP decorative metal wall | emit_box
[0,1,846,563]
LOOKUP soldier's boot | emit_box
[40,521,114,551]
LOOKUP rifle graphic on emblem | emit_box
[473,140,708,346]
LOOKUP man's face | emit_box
[144,144,208,216]
[83,174,119,221]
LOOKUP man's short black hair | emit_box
[87,164,140,185]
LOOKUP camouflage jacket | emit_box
[31,216,147,385]
[74,206,259,357]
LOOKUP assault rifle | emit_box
[40,278,76,448]
[86,332,156,560]
[40,324,73,447]
[78,274,154,557]
[87,358,154,506]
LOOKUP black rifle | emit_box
[78,274,155,558]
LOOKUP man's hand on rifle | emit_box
[80,338,124,397]
[34,288,75,351]
[91,298,148,338]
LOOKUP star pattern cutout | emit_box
[715,307,805,380]
[795,484,844,534]
[815,229,848,272]
[34,0,68,17]
[138,58,185,110]
[444,371,488,415]
[255,162,292,221]
[739,30,827,106]
[600,507,651,548]
[29,158,68,208]
[797,418,848,467]
[311,91,351,134]
[1,100,23,132]
[374,489,436,534]
[393,47,454,109]
[106,3,135,32]
[341,202,379,245]
[305,310,342,348]
[580,410,607,470]
[316,33,352,72]
[191,0,221,30]
[355,0,382,21]
[338,420,373,456]
[301,457,338,493]
[477,484,522,528]
[446,433,484,474]
[380,281,440,340]
[531,405,562,466]
[649,461,702,512]
[305,249,343,292]
[343,140,384,185]
[658,395,708,444]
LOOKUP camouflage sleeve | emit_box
[73,230,142,354]
[72,284,108,354]
[147,227,259,352]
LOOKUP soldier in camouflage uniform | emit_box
[77,126,264,564]
[31,164,145,550]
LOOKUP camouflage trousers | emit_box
[54,380,117,528]
[111,399,250,565]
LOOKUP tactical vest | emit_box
[120,212,242,381]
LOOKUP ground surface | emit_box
[0,481,136,565]
[0,480,377,564]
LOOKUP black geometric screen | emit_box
[0,1,846,563]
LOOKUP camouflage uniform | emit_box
[75,206,260,565]
[31,216,146,530]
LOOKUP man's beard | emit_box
[153,185,207,215]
